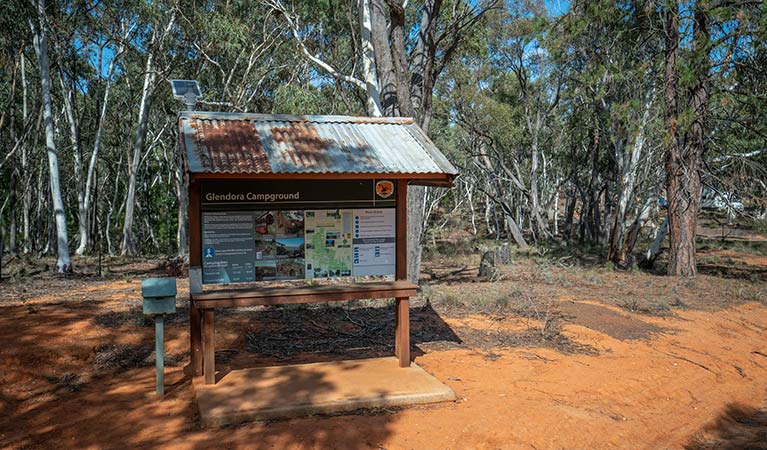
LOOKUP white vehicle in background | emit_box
[701,188,745,211]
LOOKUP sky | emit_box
[545,0,571,16]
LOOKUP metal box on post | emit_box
[142,278,177,315]
[141,277,177,395]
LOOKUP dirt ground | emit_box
[0,243,766,449]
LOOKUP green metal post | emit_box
[155,315,164,395]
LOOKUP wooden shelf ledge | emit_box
[190,280,419,309]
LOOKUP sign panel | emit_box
[199,180,397,284]
[304,210,354,278]
[201,179,396,211]
[202,212,256,284]
[352,209,396,276]
[253,210,306,280]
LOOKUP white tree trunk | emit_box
[407,185,427,284]
[645,217,669,264]
[358,0,382,116]
[608,96,652,259]
[59,77,87,256]
[78,38,124,255]
[31,0,71,272]
[175,148,188,257]
[527,110,550,240]
[21,53,32,254]
[121,12,175,255]
[120,45,155,255]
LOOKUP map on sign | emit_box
[304,210,353,278]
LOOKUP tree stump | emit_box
[478,244,512,279]
[479,250,496,278]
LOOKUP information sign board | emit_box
[199,180,398,284]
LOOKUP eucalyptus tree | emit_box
[0,0,37,256]
[490,7,561,242]
[267,0,498,282]
[550,1,666,265]
[28,0,71,272]
[661,0,765,276]
[121,0,179,255]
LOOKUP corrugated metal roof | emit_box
[179,111,457,183]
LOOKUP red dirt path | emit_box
[0,256,766,449]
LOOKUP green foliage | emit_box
[0,0,765,264]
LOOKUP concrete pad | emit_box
[194,357,456,427]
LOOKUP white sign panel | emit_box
[352,209,396,276]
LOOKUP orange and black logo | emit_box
[375,180,394,199]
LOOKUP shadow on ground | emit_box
[685,402,767,450]
[218,303,462,368]
[0,295,405,449]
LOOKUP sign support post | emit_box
[395,179,410,367]
[189,179,203,377]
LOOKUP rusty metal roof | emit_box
[179,111,457,185]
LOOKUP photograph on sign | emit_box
[252,210,306,280]
[274,210,305,279]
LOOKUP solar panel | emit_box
[170,80,201,98]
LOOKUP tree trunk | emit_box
[370,0,399,115]
[176,147,188,257]
[608,97,651,262]
[9,170,17,255]
[121,44,155,255]
[78,39,123,255]
[60,75,87,256]
[21,54,32,254]
[528,111,550,240]
[358,0,382,116]
[122,12,175,255]
[616,197,654,268]
[31,0,71,272]
[406,185,426,284]
[663,2,708,276]
[642,216,669,268]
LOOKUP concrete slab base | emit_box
[194,357,456,427]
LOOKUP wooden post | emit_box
[203,309,215,385]
[189,178,203,376]
[395,180,410,367]
[190,302,202,376]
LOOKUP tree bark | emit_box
[663,2,708,276]
[21,53,32,254]
[31,0,71,272]
[642,216,669,268]
[608,96,652,262]
[370,0,399,115]
[616,197,653,268]
[175,144,188,257]
[528,110,550,240]
[358,0,383,116]
[59,75,87,256]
